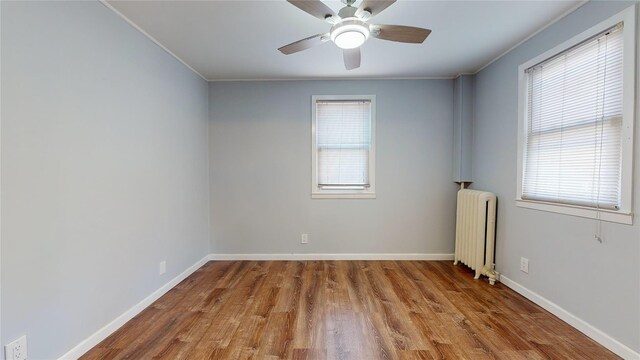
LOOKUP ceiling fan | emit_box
[278,0,431,70]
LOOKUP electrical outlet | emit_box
[301,233,309,244]
[159,260,166,275]
[5,335,27,360]
[520,257,529,274]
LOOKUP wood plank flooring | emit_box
[82,261,619,359]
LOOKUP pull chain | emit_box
[594,211,603,243]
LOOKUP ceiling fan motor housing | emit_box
[337,5,358,19]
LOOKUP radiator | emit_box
[454,188,498,285]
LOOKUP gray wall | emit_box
[1,2,210,359]
[209,80,457,255]
[472,1,640,353]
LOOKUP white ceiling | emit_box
[106,0,583,80]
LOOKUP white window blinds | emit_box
[523,24,624,210]
[316,100,372,188]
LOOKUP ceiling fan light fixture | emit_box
[330,21,370,49]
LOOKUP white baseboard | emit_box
[499,275,640,360]
[207,253,454,261]
[57,255,210,360]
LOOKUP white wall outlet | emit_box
[159,260,166,275]
[5,335,27,360]
[301,233,309,244]
[520,257,529,274]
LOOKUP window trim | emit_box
[311,95,376,199]
[516,5,636,224]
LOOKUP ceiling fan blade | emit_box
[287,0,337,23]
[356,0,396,19]
[371,25,432,43]
[278,34,329,55]
[343,48,361,70]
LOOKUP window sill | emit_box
[515,199,633,225]
[312,192,376,199]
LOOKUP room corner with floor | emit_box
[1,1,639,359]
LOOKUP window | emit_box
[312,95,376,198]
[516,6,635,224]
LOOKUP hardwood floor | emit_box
[82,261,619,359]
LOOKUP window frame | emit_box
[311,95,376,199]
[516,5,636,225]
